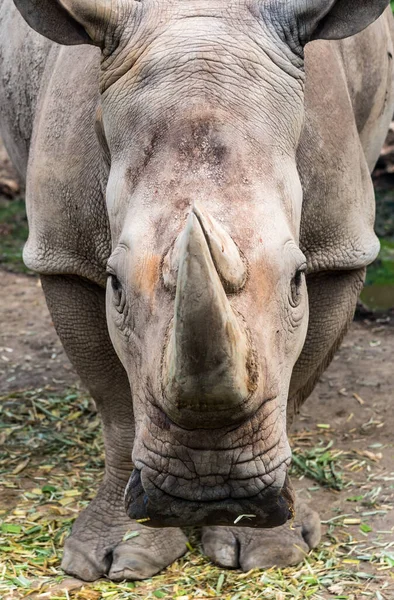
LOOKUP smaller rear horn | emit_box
[163,203,247,293]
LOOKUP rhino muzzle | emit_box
[161,205,258,429]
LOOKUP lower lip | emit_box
[124,469,293,529]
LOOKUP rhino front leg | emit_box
[203,268,365,570]
[41,275,187,581]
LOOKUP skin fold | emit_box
[0,0,393,581]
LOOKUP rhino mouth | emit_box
[124,468,294,528]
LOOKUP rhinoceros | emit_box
[1,0,393,582]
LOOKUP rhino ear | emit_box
[12,0,115,47]
[297,0,390,42]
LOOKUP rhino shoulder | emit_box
[23,45,110,287]
[298,22,394,273]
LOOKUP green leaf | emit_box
[12,575,31,588]
[41,485,57,493]
[360,523,372,533]
[1,523,21,533]
[383,553,394,567]
[153,590,167,599]
[24,525,42,535]
[122,530,140,542]
[216,572,225,594]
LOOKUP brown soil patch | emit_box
[0,271,76,393]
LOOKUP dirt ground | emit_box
[1,269,393,599]
[0,273,75,392]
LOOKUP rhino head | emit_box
[14,0,389,528]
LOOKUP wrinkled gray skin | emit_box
[1,0,393,581]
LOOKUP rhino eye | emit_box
[108,273,126,313]
[110,274,121,292]
[289,267,305,308]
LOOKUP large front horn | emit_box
[162,207,258,429]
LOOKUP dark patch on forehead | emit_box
[125,112,230,193]
[176,117,229,166]
[126,129,163,190]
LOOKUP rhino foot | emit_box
[202,501,321,571]
[61,481,188,581]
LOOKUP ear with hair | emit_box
[13,0,115,47]
[296,0,390,42]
